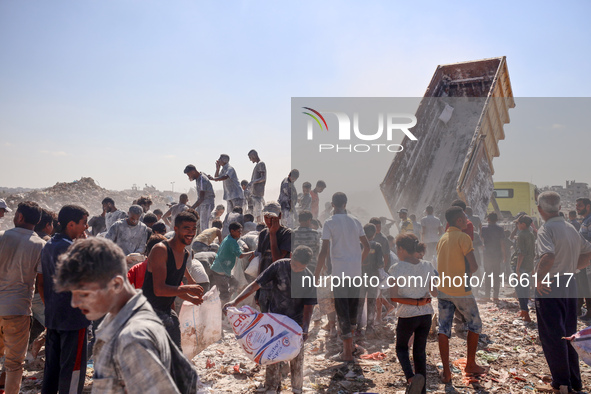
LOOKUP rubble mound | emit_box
[0,177,180,230]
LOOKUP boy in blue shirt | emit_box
[210,222,254,305]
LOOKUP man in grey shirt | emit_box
[184,165,216,232]
[209,154,244,221]
[248,149,266,223]
[106,205,150,256]
[535,191,591,393]
[0,201,45,393]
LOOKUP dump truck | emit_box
[488,181,541,223]
[380,57,515,219]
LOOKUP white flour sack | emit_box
[567,326,591,366]
[226,305,303,365]
[180,286,222,360]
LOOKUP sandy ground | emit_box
[16,296,591,394]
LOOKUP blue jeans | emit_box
[437,293,482,337]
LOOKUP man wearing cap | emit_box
[105,205,151,256]
[255,201,292,312]
[208,154,244,222]
[397,208,414,234]
[185,164,216,232]
[0,199,12,219]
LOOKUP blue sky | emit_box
[1,1,590,200]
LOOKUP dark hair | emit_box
[451,199,466,211]
[241,180,249,187]
[363,223,376,239]
[102,197,115,205]
[256,223,266,232]
[426,205,434,215]
[298,210,313,223]
[302,182,312,189]
[244,214,254,223]
[232,207,243,214]
[487,212,498,222]
[577,197,591,207]
[569,210,577,218]
[316,180,326,188]
[153,209,163,216]
[212,220,223,229]
[289,169,300,179]
[146,234,167,255]
[311,219,322,229]
[395,233,422,254]
[55,237,127,290]
[184,164,197,174]
[151,222,167,234]
[248,149,258,157]
[137,196,152,206]
[58,205,89,229]
[229,222,243,232]
[369,217,381,226]
[416,242,426,254]
[35,209,56,232]
[17,201,43,225]
[180,193,188,200]
[292,245,313,265]
[142,213,158,225]
[174,210,198,227]
[332,192,347,208]
[445,206,465,227]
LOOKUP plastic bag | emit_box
[244,255,260,278]
[179,286,222,360]
[438,103,454,124]
[566,326,591,366]
[226,305,303,365]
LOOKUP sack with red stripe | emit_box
[226,305,303,365]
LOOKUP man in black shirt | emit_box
[224,245,317,394]
[255,202,291,312]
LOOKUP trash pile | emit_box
[15,298,591,393]
[0,177,179,230]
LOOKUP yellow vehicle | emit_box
[488,181,540,223]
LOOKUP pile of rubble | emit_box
[0,177,180,230]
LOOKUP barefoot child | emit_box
[390,233,436,394]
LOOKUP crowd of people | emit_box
[1,150,591,394]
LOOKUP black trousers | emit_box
[395,314,431,394]
[536,278,581,391]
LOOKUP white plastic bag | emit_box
[438,103,454,124]
[226,305,303,365]
[180,286,222,360]
[244,255,260,278]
